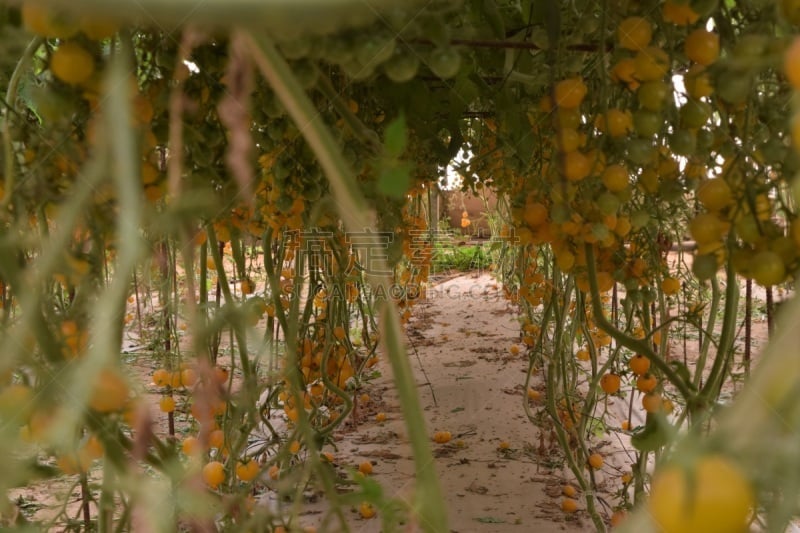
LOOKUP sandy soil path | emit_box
[326,273,593,532]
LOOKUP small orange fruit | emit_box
[554,77,588,108]
[663,399,675,414]
[159,396,176,413]
[563,484,577,497]
[610,509,627,526]
[359,501,376,519]
[375,412,387,422]
[527,388,542,401]
[562,150,591,182]
[684,65,713,98]
[600,373,621,395]
[697,178,733,212]
[633,46,670,81]
[333,325,347,340]
[208,429,225,449]
[288,440,301,454]
[22,3,78,38]
[321,451,335,463]
[661,277,681,295]
[56,453,84,475]
[268,464,280,480]
[202,461,225,489]
[588,453,604,469]
[617,16,652,51]
[629,354,651,376]
[0,384,33,419]
[602,108,633,137]
[562,498,579,513]
[358,461,373,475]
[662,0,700,25]
[60,320,79,337]
[685,28,720,65]
[82,435,104,460]
[89,368,129,413]
[636,373,658,393]
[689,213,725,245]
[50,42,95,85]
[433,430,452,443]
[182,436,201,456]
[642,392,663,413]
[241,278,255,294]
[648,455,754,533]
[213,366,229,384]
[152,368,170,387]
[78,16,119,40]
[601,164,629,192]
[180,368,197,387]
[236,459,260,482]
[611,57,639,89]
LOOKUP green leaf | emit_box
[475,516,505,523]
[377,163,411,198]
[631,413,673,452]
[384,113,407,158]
[588,418,606,439]
[355,473,385,501]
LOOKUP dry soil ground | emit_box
[10,266,778,532]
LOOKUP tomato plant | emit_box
[0,0,800,532]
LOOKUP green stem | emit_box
[542,268,590,508]
[64,32,145,428]
[314,70,381,151]
[98,461,114,533]
[585,244,693,401]
[206,224,251,379]
[246,30,447,532]
[2,37,43,209]
[693,277,721,390]
[700,256,739,400]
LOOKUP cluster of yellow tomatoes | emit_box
[493,2,794,529]
[7,0,798,530]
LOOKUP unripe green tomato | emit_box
[680,99,711,128]
[627,138,656,166]
[714,70,752,104]
[597,192,621,215]
[633,110,663,137]
[669,129,697,157]
[383,48,419,83]
[692,253,719,281]
[750,250,785,286]
[637,81,670,111]
[427,47,461,79]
